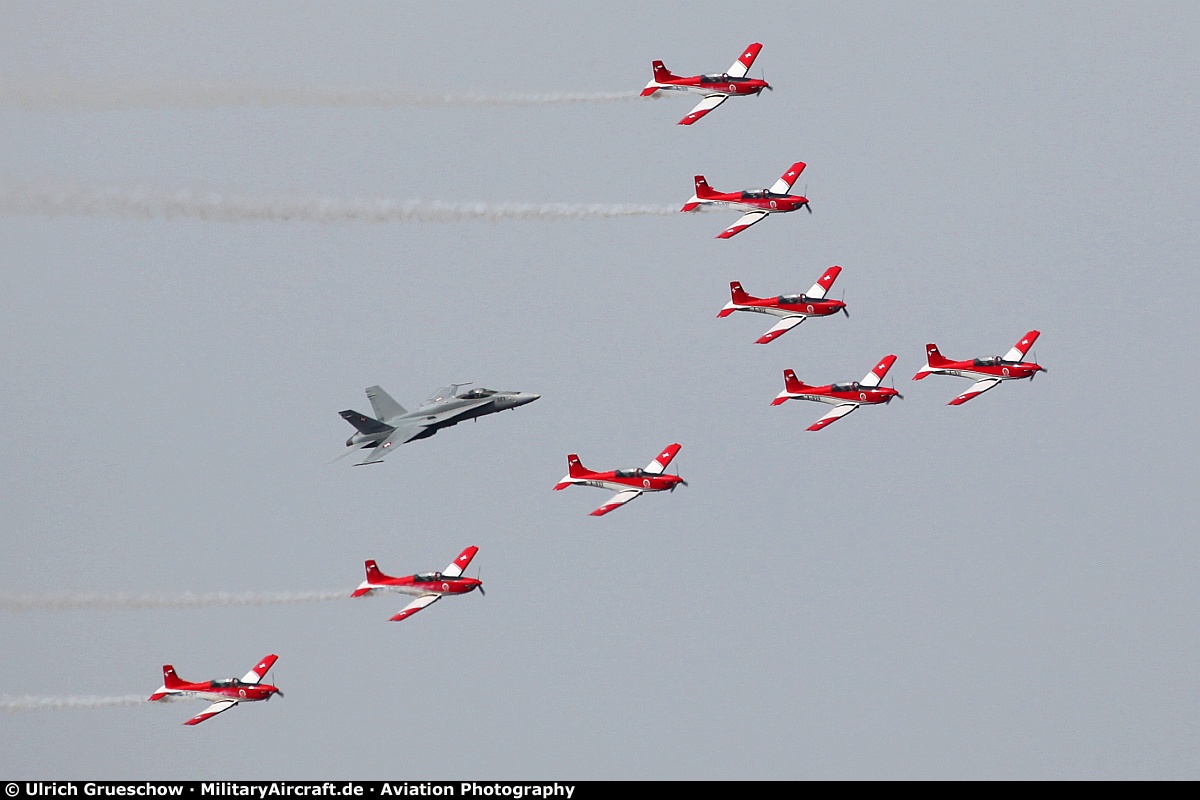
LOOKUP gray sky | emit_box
[1,1,1198,779]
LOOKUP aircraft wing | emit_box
[388,595,440,622]
[806,266,842,299]
[948,378,1002,406]
[240,655,278,684]
[726,43,763,78]
[716,211,769,239]
[590,489,642,517]
[354,423,425,465]
[860,355,898,388]
[1002,330,1041,362]
[442,546,479,578]
[768,162,806,195]
[678,94,727,125]
[183,699,238,726]
[645,443,682,474]
[807,404,858,432]
[756,316,805,344]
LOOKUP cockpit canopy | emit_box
[211,678,245,688]
[973,356,1003,367]
[614,468,646,479]
[700,73,730,83]
[830,382,861,393]
[459,388,497,400]
[413,572,443,583]
[778,294,807,305]
[741,188,770,199]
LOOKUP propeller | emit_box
[267,668,282,699]
[1031,349,1047,378]
[801,184,812,213]
[840,290,849,317]
[476,565,485,597]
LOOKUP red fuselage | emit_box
[652,73,769,97]
[698,188,809,214]
[917,357,1043,382]
[772,382,901,407]
[352,573,482,598]
[151,679,279,704]
[729,294,845,318]
[558,468,685,494]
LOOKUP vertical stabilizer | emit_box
[366,386,406,421]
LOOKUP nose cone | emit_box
[510,392,540,408]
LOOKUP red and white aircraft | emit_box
[148,655,281,726]
[640,43,771,125]
[913,330,1045,405]
[681,161,810,238]
[554,444,686,516]
[771,356,902,431]
[718,266,848,343]
[352,546,483,622]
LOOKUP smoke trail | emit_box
[0,183,682,224]
[0,83,646,111]
[0,590,347,612]
[1,695,151,712]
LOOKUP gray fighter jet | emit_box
[338,383,539,465]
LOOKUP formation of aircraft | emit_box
[718,266,848,343]
[771,356,902,431]
[338,383,539,465]
[122,42,1049,728]
[913,330,1045,405]
[640,43,771,125]
[352,546,483,622]
[148,655,281,725]
[554,444,686,516]
[681,161,810,238]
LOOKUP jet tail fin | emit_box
[366,386,406,421]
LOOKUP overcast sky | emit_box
[1,1,1198,779]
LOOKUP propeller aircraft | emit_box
[681,161,810,238]
[771,356,902,431]
[640,43,771,125]
[352,546,483,622]
[718,266,848,343]
[148,655,281,725]
[554,444,686,516]
[912,330,1045,405]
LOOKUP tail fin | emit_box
[163,665,185,689]
[567,454,588,478]
[652,60,675,83]
[365,386,406,421]
[913,343,947,380]
[353,559,389,596]
[772,369,810,405]
[719,281,752,317]
[693,175,716,199]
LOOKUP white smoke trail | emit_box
[0,590,347,612]
[0,83,646,110]
[0,694,151,712]
[0,183,681,224]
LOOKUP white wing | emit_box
[726,43,763,79]
[807,404,858,432]
[678,94,727,125]
[389,595,441,622]
[716,211,770,239]
[590,489,642,517]
[948,378,1002,406]
[767,162,806,195]
[644,443,681,475]
[183,699,238,726]
[756,316,805,344]
[1002,330,1041,362]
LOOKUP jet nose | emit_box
[513,392,540,407]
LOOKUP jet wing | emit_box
[768,162,806,195]
[355,423,423,465]
[756,316,805,344]
[644,443,682,474]
[678,94,727,125]
[807,404,858,432]
[726,43,763,79]
[241,655,278,685]
[442,546,479,578]
[805,265,842,299]
[948,377,1002,406]
[859,355,898,388]
[1002,330,1041,362]
[590,489,642,517]
[389,595,440,622]
[183,699,238,726]
[716,211,769,239]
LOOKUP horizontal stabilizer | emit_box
[340,410,393,435]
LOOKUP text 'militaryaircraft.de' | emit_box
[554,444,687,516]
[148,655,281,725]
[640,43,771,125]
[912,330,1046,405]
[338,383,539,465]
[772,356,903,431]
[352,546,483,622]
[718,266,848,344]
[681,161,810,239]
